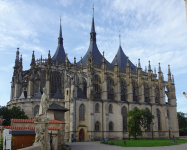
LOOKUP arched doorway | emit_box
[79,129,85,142]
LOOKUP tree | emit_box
[0,106,29,126]
[127,108,154,139]
[177,112,187,129]
[177,112,187,136]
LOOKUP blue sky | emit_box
[0,0,187,113]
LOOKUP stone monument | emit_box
[33,87,50,150]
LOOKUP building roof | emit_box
[18,90,27,99]
[77,11,113,67]
[11,119,65,124]
[48,103,69,112]
[111,45,136,71]
[4,126,58,130]
[33,90,42,99]
[52,21,70,63]
[52,89,64,99]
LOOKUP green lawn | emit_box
[102,139,187,147]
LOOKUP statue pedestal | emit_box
[33,115,50,150]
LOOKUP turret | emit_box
[138,59,142,86]
[30,51,35,68]
[168,65,171,83]
[73,57,77,71]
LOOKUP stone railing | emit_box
[17,145,41,150]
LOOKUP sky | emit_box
[0,0,187,113]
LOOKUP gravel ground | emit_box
[66,141,187,150]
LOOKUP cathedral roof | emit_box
[52,89,64,99]
[77,10,113,67]
[111,45,136,71]
[48,102,69,112]
[18,90,27,99]
[52,20,70,63]
[33,90,42,99]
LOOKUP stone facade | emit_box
[7,10,179,142]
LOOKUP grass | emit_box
[101,139,187,147]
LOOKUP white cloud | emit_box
[59,0,72,7]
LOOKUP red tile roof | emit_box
[11,119,65,124]
[4,126,58,130]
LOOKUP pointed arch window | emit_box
[79,104,85,121]
[95,103,100,113]
[144,83,150,102]
[107,76,114,100]
[82,78,87,95]
[155,85,160,103]
[109,121,114,131]
[157,108,161,131]
[132,80,139,101]
[121,78,127,101]
[109,104,113,113]
[51,72,61,94]
[94,75,101,99]
[121,106,127,130]
[95,121,100,131]
[34,105,39,117]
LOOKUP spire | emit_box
[119,31,121,46]
[16,47,19,61]
[74,57,76,64]
[168,65,171,75]
[48,50,51,59]
[148,61,151,71]
[30,51,35,66]
[102,51,105,63]
[58,16,63,44]
[154,67,156,74]
[115,55,118,66]
[80,57,83,67]
[76,7,112,67]
[172,75,174,83]
[52,17,68,63]
[15,47,19,67]
[138,59,141,68]
[158,62,161,73]
[126,56,130,67]
[90,5,96,41]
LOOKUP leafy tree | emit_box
[177,112,187,136]
[127,108,154,139]
[177,112,187,129]
[0,106,28,126]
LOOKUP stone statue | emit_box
[39,87,49,116]
[35,125,45,144]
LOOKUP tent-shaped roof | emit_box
[52,89,64,99]
[33,90,42,99]
[48,103,69,112]
[111,46,136,71]
[77,10,113,67]
[52,20,70,63]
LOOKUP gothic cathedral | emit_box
[7,10,179,141]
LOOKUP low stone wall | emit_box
[17,145,41,150]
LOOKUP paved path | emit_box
[66,141,187,150]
